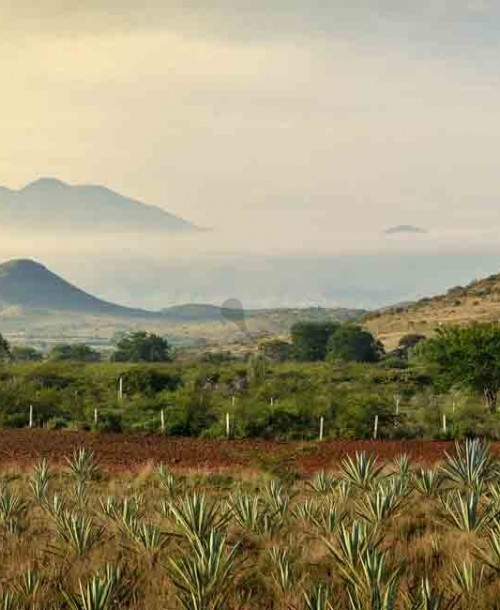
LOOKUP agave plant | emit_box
[392,454,412,481]
[345,547,400,610]
[126,519,167,563]
[307,471,336,495]
[339,452,385,491]
[406,578,444,610]
[55,510,104,556]
[66,448,100,484]
[475,519,500,571]
[440,439,498,491]
[295,499,343,535]
[268,547,296,594]
[29,458,51,503]
[413,468,443,498]
[263,480,292,521]
[439,490,493,533]
[229,493,280,536]
[0,592,18,610]
[43,493,66,519]
[357,483,405,524]
[15,568,42,604]
[168,529,241,610]
[0,487,28,533]
[99,495,143,532]
[324,520,381,583]
[302,583,333,610]
[167,492,230,543]
[156,464,183,497]
[62,575,112,610]
[448,561,483,604]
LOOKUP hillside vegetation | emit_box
[365,271,500,349]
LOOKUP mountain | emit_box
[0,259,151,316]
[365,270,500,349]
[0,178,196,232]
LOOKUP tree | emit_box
[113,331,173,363]
[291,321,341,361]
[258,338,292,363]
[326,325,383,363]
[11,346,44,362]
[0,334,11,362]
[422,323,500,412]
[247,353,266,385]
[49,343,101,362]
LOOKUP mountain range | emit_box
[0,178,196,232]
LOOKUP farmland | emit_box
[0,429,491,474]
[0,441,499,608]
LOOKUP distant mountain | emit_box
[0,259,151,316]
[385,225,427,235]
[0,178,197,232]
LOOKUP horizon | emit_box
[2,3,499,308]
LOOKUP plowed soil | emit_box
[0,430,491,474]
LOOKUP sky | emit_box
[2,1,500,243]
[2,2,500,308]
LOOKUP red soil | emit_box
[0,430,492,474]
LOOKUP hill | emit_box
[0,178,196,232]
[0,259,151,316]
[365,271,500,349]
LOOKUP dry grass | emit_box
[0,444,500,608]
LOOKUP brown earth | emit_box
[0,429,491,474]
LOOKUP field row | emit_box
[0,430,489,473]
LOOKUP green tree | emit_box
[11,345,44,362]
[49,343,101,362]
[291,321,340,361]
[422,323,500,412]
[326,325,383,363]
[0,334,12,362]
[247,353,266,385]
[113,331,173,363]
[258,338,292,362]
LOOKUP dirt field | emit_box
[0,430,491,474]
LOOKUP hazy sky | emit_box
[3,1,500,251]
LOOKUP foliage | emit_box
[113,331,173,363]
[421,323,500,411]
[49,343,101,362]
[326,325,383,363]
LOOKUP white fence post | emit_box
[161,409,165,433]
[226,412,230,438]
[94,409,98,426]
[442,413,447,434]
[373,415,379,440]
[118,377,123,401]
[319,416,324,442]
[231,395,236,408]
[29,405,33,429]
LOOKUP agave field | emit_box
[2,441,500,608]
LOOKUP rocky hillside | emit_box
[365,271,500,349]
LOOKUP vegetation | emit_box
[0,442,500,607]
[112,332,173,363]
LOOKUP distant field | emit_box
[0,430,481,473]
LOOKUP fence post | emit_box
[442,413,447,434]
[118,377,123,401]
[373,415,379,440]
[319,416,324,442]
[161,409,165,433]
[226,412,230,438]
[394,393,400,416]
[231,395,236,408]
[29,405,33,429]
[94,409,98,426]
[270,397,274,407]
